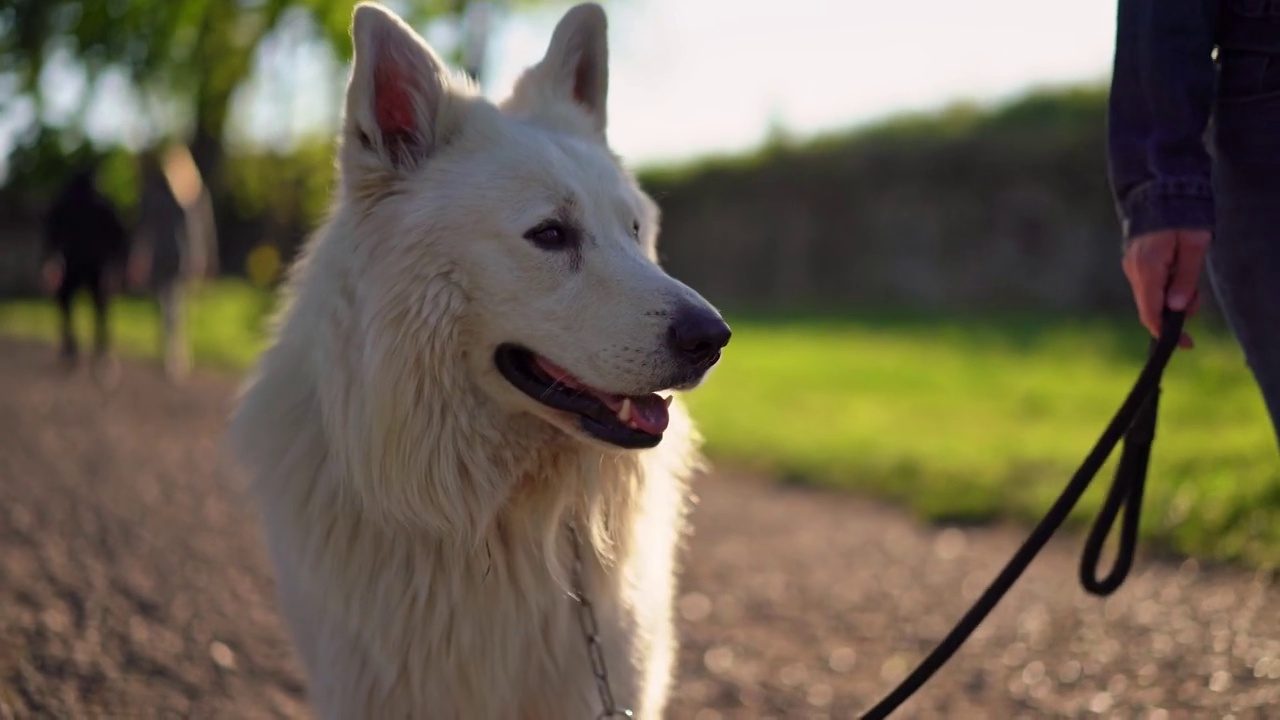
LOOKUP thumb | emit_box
[1166,231,1210,311]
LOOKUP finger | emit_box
[1166,232,1210,312]
[1121,248,1154,334]
[1134,259,1166,338]
[1178,292,1200,349]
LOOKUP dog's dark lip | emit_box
[672,361,718,391]
[494,344,663,450]
[667,353,721,391]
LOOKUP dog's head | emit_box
[338,3,729,452]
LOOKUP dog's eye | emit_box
[631,220,640,239]
[523,221,572,250]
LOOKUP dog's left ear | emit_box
[506,3,609,136]
[343,2,451,172]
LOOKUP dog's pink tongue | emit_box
[627,394,670,435]
[532,354,669,435]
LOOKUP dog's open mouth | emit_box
[494,344,670,449]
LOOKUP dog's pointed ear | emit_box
[507,3,609,136]
[544,3,609,130]
[343,3,449,172]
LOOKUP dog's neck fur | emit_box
[235,209,645,568]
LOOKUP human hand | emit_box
[127,254,149,290]
[1121,228,1211,349]
[41,260,62,294]
[103,269,124,295]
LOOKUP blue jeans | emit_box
[1209,55,1280,450]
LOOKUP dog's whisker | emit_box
[537,383,564,403]
[538,377,592,406]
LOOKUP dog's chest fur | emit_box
[259,481,641,719]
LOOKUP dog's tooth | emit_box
[663,395,673,408]
[619,398,633,423]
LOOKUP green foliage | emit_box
[0,129,100,212]
[94,146,144,217]
[637,82,1111,203]
[637,82,1130,316]
[637,83,1111,183]
[223,140,337,229]
[0,0,562,195]
[0,0,445,116]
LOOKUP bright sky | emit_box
[1,0,1123,176]
[482,0,1120,166]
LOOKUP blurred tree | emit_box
[0,0,558,189]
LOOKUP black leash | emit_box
[858,308,1186,719]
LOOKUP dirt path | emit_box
[2,337,1278,719]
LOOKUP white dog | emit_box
[226,3,730,718]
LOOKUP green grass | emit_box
[685,315,1280,567]
[2,282,1277,566]
[0,280,274,371]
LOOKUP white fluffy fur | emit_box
[226,3,725,718]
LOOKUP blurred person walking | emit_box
[1108,0,1280,450]
[40,164,130,383]
[130,145,218,384]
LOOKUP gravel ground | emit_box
[1,337,1277,719]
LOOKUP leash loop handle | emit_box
[1078,311,1181,595]
[857,309,1185,719]
[1078,337,1161,596]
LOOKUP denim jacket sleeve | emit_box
[1106,0,1221,245]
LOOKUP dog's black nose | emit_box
[669,306,731,366]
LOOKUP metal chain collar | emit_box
[567,523,634,720]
